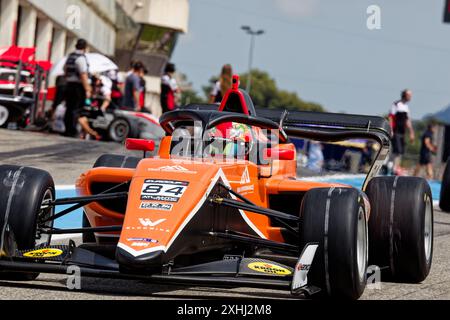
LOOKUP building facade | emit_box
[116,0,189,115]
[0,0,189,115]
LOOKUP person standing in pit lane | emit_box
[388,89,415,174]
[160,63,181,113]
[413,122,438,180]
[63,39,92,137]
[138,66,148,112]
[209,64,233,104]
[123,61,145,111]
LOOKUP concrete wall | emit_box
[0,0,20,46]
[0,0,189,116]
[27,0,116,56]
[51,28,67,63]
[117,0,189,32]
[1,0,117,58]
[17,3,37,47]
[35,17,53,60]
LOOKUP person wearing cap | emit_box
[63,38,92,137]
[123,61,144,111]
[160,63,181,113]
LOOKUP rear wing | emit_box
[256,108,391,137]
[182,105,391,137]
[255,108,391,191]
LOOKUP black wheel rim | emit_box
[36,189,54,247]
[110,120,130,142]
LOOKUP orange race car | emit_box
[0,76,433,299]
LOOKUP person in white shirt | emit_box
[209,64,233,104]
[388,89,415,174]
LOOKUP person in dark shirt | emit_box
[413,123,438,180]
[138,67,148,112]
[388,89,415,174]
[123,61,144,111]
[160,63,180,113]
[63,39,92,137]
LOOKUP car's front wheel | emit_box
[299,187,368,299]
[0,165,55,280]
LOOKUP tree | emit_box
[202,76,219,102]
[177,73,206,105]
[178,69,325,111]
[180,88,205,105]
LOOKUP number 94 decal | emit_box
[140,179,189,203]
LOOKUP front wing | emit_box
[0,240,319,296]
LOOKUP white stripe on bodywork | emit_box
[118,168,266,257]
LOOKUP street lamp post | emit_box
[241,26,265,94]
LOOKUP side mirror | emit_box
[125,138,155,152]
[264,148,295,161]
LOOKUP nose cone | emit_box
[116,246,165,272]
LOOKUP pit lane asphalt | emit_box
[1,128,450,300]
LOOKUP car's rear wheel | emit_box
[366,176,433,282]
[93,154,141,169]
[82,154,141,243]
[0,165,55,280]
[440,158,450,212]
[299,187,368,299]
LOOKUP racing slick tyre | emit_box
[93,154,141,169]
[108,117,139,143]
[299,187,368,299]
[82,154,141,243]
[0,165,55,280]
[439,158,450,212]
[366,176,433,283]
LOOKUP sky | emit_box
[171,0,450,119]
